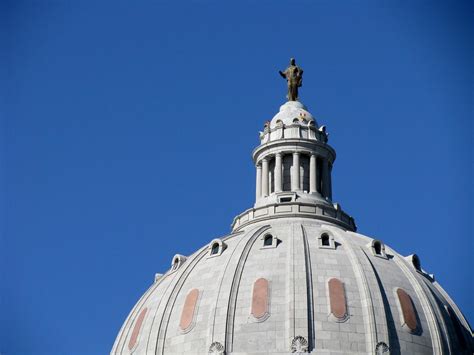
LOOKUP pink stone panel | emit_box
[397,288,418,331]
[251,278,269,319]
[328,278,347,320]
[128,307,147,350]
[179,289,199,331]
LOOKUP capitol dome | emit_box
[111,64,472,355]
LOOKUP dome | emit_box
[269,101,317,129]
[111,218,472,354]
[112,62,472,354]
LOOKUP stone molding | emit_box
[231,202,356,232]
[252,138,336,165]
[259,121,327,145]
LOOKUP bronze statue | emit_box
[279,58,303,101]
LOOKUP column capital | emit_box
[293,151,300,156]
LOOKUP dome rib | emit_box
[154,245,209,354]
[301,225,315,351]
[224,225,271,354]
[393,252,444,353]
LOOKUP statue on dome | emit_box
[279,58,303,101]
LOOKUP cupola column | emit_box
[322,158,330,198]
[291,152,300,191]
[274,153,283,193]
[309,153,317,193]
[261,158,269,197]
[255,163,262,200]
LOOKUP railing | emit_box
[231,201,356,232]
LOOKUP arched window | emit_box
[368,240,387,258]
[261,234,278,249]
[211,243,220,255]
[373,241,382,255]
[412,254,421,271]
[318,231,336,249]
[171,254,187,271]
[208,238,227,257]
[321,233,330,246]
[264,235,273,246]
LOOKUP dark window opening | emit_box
[211,243,220,255]
[173,259,179,270]
[301,154,310,193]
[264,235,273,246]
[316,157,323,194]
[413,255,421,271]
[321,234,330,246]
[280,197,292,203]
[374,241,382,255]
[282,154,292,192]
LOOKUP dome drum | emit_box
[231,201,356,232]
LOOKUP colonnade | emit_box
[255,152,332,201]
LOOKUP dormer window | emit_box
[211,242,220,255]
[318,231,336,249]
[321,233,330,246]
[208,238,227,258]
[171,254,187,272]
[404,254,422,273]
[368,240,387,259]
[264,235,273,246]
[261,233,278,249]
[412,254,421,271]
[374,241,382,255]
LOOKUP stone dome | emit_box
[112,94,473,354]
[269,101,317,129]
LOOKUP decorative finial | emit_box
[279,58,303,101]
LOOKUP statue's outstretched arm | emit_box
[278,70,286,79]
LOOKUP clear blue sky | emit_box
[1,1,472,354]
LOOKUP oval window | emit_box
[396,288,418,332]
[128,307,148,350]
[328,278,347,321]
[251,278,269,320]
[179,289,199,331]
